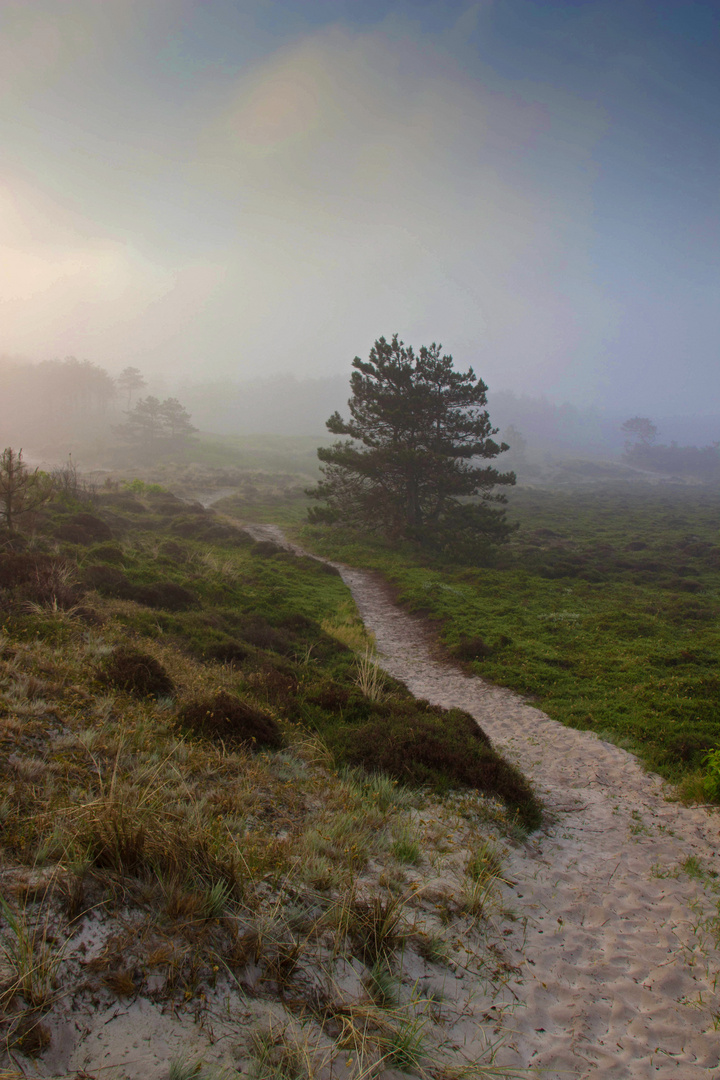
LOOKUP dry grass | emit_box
[354,648,388,703]
[0,554,522,1079]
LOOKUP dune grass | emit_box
[0,480,536,1074]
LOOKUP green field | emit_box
[287,483,719,792]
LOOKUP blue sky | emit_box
[0,0,718,416]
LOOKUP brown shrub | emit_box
[158,540,187,561]
[0,554,80,607]
[238,615,293,654]
[331,703,541,830]
[251,540,284,557]
[204,640,249,665]
[450,635,494,662]
[98,647,174,698]
[83,564,135,598]
[90,543,125,564]
[54,513,113,544]
[178,690,283,750]
[0,553,53,589]
[133,582,198,611]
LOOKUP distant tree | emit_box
[621,416,658,449]
[502,424,528,462]
[119,395,165,453]
[114,395,197,457]
[159,397,198,445]
[116,366,147,410]
[0,448,53,533]
[308,335,515,555]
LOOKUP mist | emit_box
[1,1,718,425]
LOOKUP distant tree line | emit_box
[0,356,196,461]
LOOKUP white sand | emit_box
[335,560,720,1079]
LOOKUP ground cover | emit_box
[296,483,720,793]
[0,480,538,1076]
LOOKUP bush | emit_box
[89,543,125,564]
[251,540,284,557]
[158,540,188,561]
[178,690,283,750]
[329,701,542,830]
[54,513,113,544]
[83,564,135,599]
[0,553,52,589]
[450,635,494,661]
[237,615,294,654]
[98,647,174,698]
[703,749,720,801]
[0,553,79,607]
[204,639,249,665]
[133,582,198,611]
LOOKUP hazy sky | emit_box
[1,0,718,414]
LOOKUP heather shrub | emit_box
[98,646,174,698]
[329,701,541,830]
[178,689,283,750]
[133,581,198,611]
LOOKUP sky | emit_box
[1,0,718,416]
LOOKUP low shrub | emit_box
[133,582,198,611]
[158,540,188,561]
[54,513,113,544]
[89,543,125,564]
[204,639,250,665]
[237,615,293,654]
[450,635,494,662]
[0,553,54,589]
[251,540,284,557]
[329,701,541,830]
[98,646,175,698]
[83,564,135,599]
[178,689,283,750]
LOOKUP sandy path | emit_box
[248,524,720,1079]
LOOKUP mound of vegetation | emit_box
[330,701,541,830]
[99,646,174,698]
[178,689,283,749]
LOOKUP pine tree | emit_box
[308,335,515,555]
[114,396,197,458]
[0,448,53,533]
[116,366,147,410]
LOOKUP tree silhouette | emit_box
[621,416,658,449]
[116,366,147,410]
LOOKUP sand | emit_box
[335,559,720,1079]
[245,524,720,1077]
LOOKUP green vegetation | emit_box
[298,483,720,791]
[0,468,537,1072]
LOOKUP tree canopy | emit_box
[114,396,197,458]
[621,416,658,449]
[308,335,515,555]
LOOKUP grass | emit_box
[0,477,529,1076]
[297,482,720,792]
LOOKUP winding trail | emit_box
[246,523,720,1079]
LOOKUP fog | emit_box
[1,1,718,422]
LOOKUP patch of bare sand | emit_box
[334,560,720,1079]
